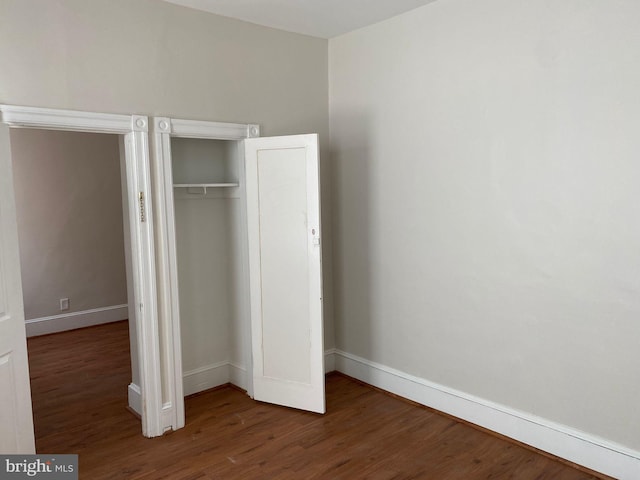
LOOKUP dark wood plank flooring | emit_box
[27,321,605,479]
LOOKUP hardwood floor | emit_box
[28,321,606,479]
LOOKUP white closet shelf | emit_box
[173,183,239,188]
[173,183,239,194]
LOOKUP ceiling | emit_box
[163,0,437,39]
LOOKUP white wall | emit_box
[10,129,127,322]
[330,0,640,454]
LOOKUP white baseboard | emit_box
[333,349,640,480]
[324,348,336,373]
[182,351,337,397]
[182,361,248,396]
[25,304,128,337]
[229,363,247,391]
[183,362,230,396]
[128,382,142,416]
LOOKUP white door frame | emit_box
[0,105,164,438]
[153,117,259,431]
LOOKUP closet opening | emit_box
[155,126,254,433]
[155,118,325,434]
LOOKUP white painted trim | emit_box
[178,348,329,399]
[161,403,174,433]
[25,304,128,337]
[123,129,163,438]
[183,362,232,396]
[152,117,185,432]
[152,116,258,433]
[324,348,336,373]
[182,362,248,397]
[333,350,640,480]
[155,116,186,431]
[235,140,254,400]
[168,118,260,140]
[229,363,248,391]
[179,354,332,399]
[128,383,142,416]
[1,105,162,439]
[0,105,134,134]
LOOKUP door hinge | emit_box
[138,191,146,223]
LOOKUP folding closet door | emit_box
[244,134,325,414]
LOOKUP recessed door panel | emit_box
[257,147,311,384]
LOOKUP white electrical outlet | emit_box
[60,298,69,311]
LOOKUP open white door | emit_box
[0,123,35,453]
[244,134,325,414]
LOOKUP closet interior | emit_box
[170,137,250,396]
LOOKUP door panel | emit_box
[244,134,324,414]
[0,123,35,453]
[258,147,311,384]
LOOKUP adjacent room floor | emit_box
[27,322,605,479]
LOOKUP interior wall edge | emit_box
[332,349,640,480]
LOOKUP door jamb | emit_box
[153,117,259,431]
[0,105,164,437]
